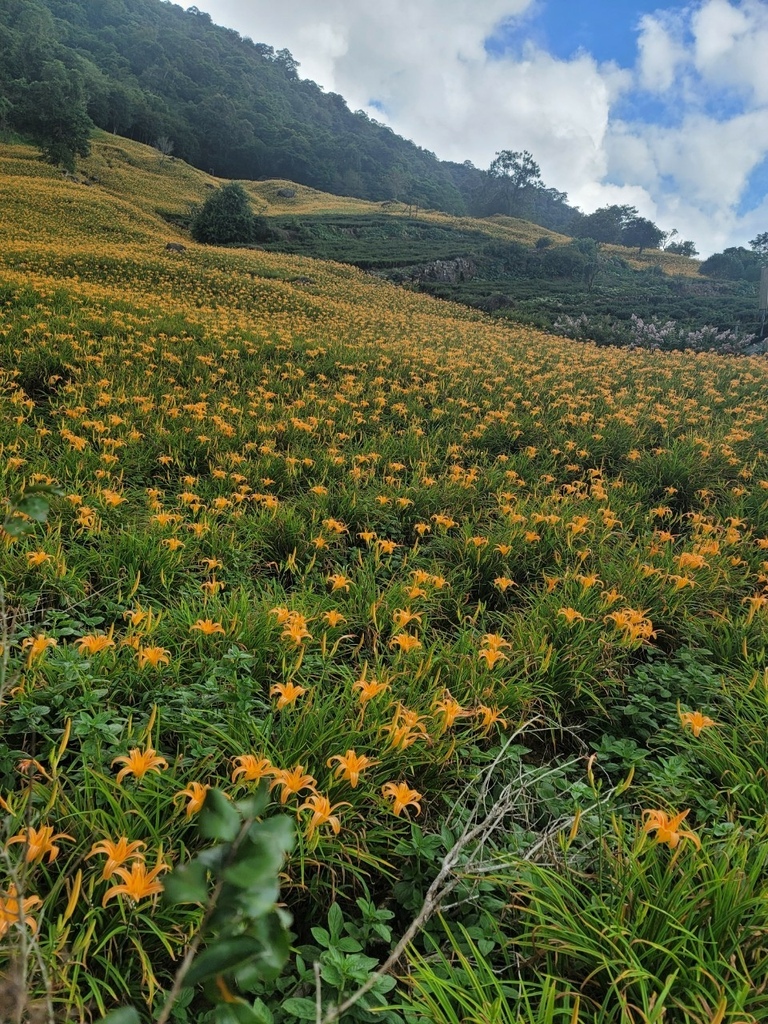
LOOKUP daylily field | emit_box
[1,136,768,1024]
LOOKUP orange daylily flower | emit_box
[382,704,430,750]
[21,633,57,667]
[136,645,171,669]
[476,705,508,735]
[327,573,352,592]
[231,755,275,784]
[269,765,318,803]
[7,824,74,864]
[174,782,211,817]
[392,608,422,629]
[382,781,423,817]
[322,518,348,535]
[75,633,115,655]
[642,808,701,850]
[86,836,146,879]
[678,708,717,737]
[558,607,585,625]
[477,648,507,669]
[323,610,346,627]
[327,749,379,788]
[102,857,169,905]
[112,747,169,784]
[270,681,308,709]
[493,576,517,592]
[481,633,510,652]
[26,551,51,567]
[352,674,390,705]
[432,691,470,734]
[281,615,312,645]
[190,619,226,635]
[298,793,351,838]
[390,628,423,653]
[0,885,42,938]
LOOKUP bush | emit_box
[190,181,270,245]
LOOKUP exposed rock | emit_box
[165,242,186,252]
[411,257,477,285]
[276,187,297,198]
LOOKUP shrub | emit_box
[190,181,270,245]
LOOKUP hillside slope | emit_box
[3,122,768,1024]
[3,134,760,349]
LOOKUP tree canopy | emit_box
[190,182,269,246]
[750,232,768,263]
[571,205,670,254]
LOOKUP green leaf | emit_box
[214,1005,270,1024]
[184,937,264,986]
[327,902,344,942]
[164,860,208,905]
[15,494,52,522]
[199,788,242,842]
[2,515,33,537]
[281,997,318,1020]
[250,999,274,1024]
[319,960,344,987]
[235,784,270,820]
[226,878,280,920]
[95,1010,141,1024]
[232,911,291,986]
[336,937,362,953]
[310,926,330,948]
[372,974,396,994]
[248,814,294,855]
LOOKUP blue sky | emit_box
[486,0,681,64]
[195,1,768,254]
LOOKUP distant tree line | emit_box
[699,239,765,282]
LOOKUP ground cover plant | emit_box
[1,138,768,1023]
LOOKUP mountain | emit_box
[0,0,576,229]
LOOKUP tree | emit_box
[665,240,698,257]
[622,215,665,254]
[0,95,12,140]
[700,246,761,281]
[154,134,174,163]
[190,181,269,245]
[487,150,542,216]
[750,232,768,263]
[21,61,92,170]
[572,205,638,245]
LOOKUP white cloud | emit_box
[636,11,686,94]
[693,0,749,68]
[192,1,768,255]
[194,2,613,192]
[692,0,768,104]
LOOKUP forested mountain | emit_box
[0,0,577,227]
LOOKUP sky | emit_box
[191,0,768,256]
